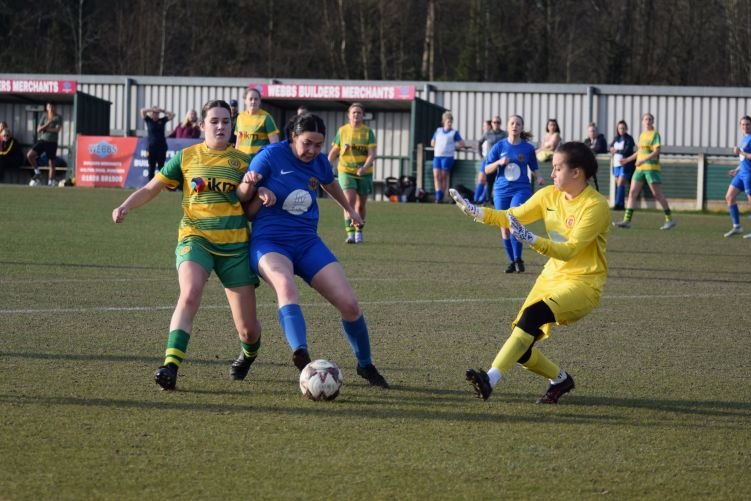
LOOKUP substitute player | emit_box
[234,87,280,155]
[450,142,609,404]
[723,115,751,238]
[328,102,376,244]
[238,113,389,388]
[113,99,271,390]
[613,112,676,230]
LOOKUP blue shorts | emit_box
[494,190,531,210]
[250,235,337,284]
[730,172,751,196]
[432,156,455,171]
[613,164,635,181]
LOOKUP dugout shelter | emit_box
[247,82,445,198]
[0,78,110,183]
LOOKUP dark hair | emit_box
[557,141,599,191]
[288,113,326,138]
[616,120,628,132]
[200,100,230,120]
[546,118,560,133]
[740,115,751,123]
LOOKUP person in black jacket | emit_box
[609,120,636,210]
[584,122,608,154]
[0,127,24,174]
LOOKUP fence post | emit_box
[416,143,424,190]
[696,152,705,211]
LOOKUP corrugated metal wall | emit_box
[4,73,751,163]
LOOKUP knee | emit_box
[178,286,203,312]
[238,320,261,344]
[338,297,361,320]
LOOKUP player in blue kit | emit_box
[724,115,751,238]
[483,115,545,273]
[237,113,389,388]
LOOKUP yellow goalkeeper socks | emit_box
[490,326,535,375]
[521,347,560,380]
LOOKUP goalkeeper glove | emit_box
[507,213,537,244]
[448,188,484,222]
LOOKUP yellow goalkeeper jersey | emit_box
[483,185,610,292]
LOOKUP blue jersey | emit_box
[486,139,538,197]
[739,133,751,174]
[248,141,335,241]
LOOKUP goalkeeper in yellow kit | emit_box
[450,142,610,404]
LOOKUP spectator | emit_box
[584,122,608,154]
[28,102,62,186]
[536,118,561,162]
[140,105,175,180]
[475,115,508,204]
[328,103,377,244]
[609,120,636,210]
[431,111,466,203]
[613,113,676,230]
[234,87,280,155]
[723,115,751,238]
[0,121,7,136]
[168,110,201,139]
[297,105,309,115]
[229,99,239,145]
[0,127,24,173]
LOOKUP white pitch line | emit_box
[0,292,749,315]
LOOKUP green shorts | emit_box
[175,240,259,289]
[338,171,373,195]
[632,169,662,185]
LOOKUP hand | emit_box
[112,206,128,223]
[257,187,276,207]
[243,171,263,184]
[733,146,740,155]
[349,212,364,227]
[535,175,545,186]
[507,213,537,245]
[356,167,367,176]
[448,188,484,221]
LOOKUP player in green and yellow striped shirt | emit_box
[113,99,269,390]
[614,112,676,230]
[328,103,376,244]
[234,87,280,155]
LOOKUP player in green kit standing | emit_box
[328,103,377,244]
[112,100,273,390]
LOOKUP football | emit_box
[299,359,343,401]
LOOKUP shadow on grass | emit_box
[0,351,294,369]
[1,386,748,427]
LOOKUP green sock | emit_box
[345,219,354,235]
[624,208,634,222]
[240,337,261,359]
[664,209,672,221]
[164,329,190,368]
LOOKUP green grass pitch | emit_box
[0,184,749,499]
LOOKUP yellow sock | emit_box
[521,347,560,379]
[491,327,535,374]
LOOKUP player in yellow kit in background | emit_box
[450,142,610,404]
[328,102,377,244]
[235,87,280,155]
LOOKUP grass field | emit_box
[1,184,749,500]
